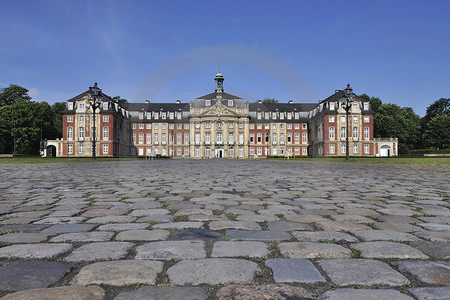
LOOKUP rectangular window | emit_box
[169,124,174,129]
[257,147,262,155]
[78,144,84,154]
[287,124,292,129]
[364,103,369,110]
[205,99,211,106]
[154,112,159,119]
[272,124,277,129]
[217,132,223,144]
[177,133,182,144]
[184,148,189,155]
[353,116,358,123]
[147,124,152,129]
[139,112,143,119]
[79,116,84,122]
[162,133,166,144]
[250,124,255,129]
[184,133,189,144]
[294,133,300,143]
[294,124,300,129]
[265,112,270,120]
[302,124,307,129]
[228,100,233,106]
[250,133,254,143]
[272,133,277,144]
[195,147,200,157]
[205,148,211,158]
[132,124,136,129]
[177,124,182,129]
[79,103,85,110]
[67,144,73,154]
[239,123,244,129]
[239,147,244,157]
[205,121,211,129]
[102,116,108,122]
[139,132,144,144]
[272,112,277,119]
[302,133,307,143]
[205,132,211,143]
[147,112,151,120]
[154,133,159,144]
[162,113,166,119]
[341,127,346,139]
[139,124,144,129]
[287,113,292,120]
[68,103,73,110]
[364,127,369,140]
[329,116,335,122]
[177,147,182,155]
[177,112,182,119]
[133,133,136,143]
[302,147,307,155]
[146,133,151,144]
[294,112,299,119]
[287,133,292,143]
[272,148,277,155]
[154,124,159,129]
[169,112,174,119]
[195,133,200,144]
[257,112,262,120]
[228,122,234,129]
[353,144,358,154]
[364,116,370,123]
[184,124,189,129]
[103,144,109,154]
[329,126,335,140]
[257,133,262,143]
[162,124,166,129]
[257,124,262,129]
[364,144,370,154]
[228,148,234,158]
[250,148,255,156]
[329,144,335,154]
[329,102,335,110]
[102,102,108,110]
[341,144,346,154]
[353,103,358,111]
[239,133,244,144]
[341,116,346,123]
[353,127,358,139]
[280,113,284,120]
[67,116,73,122]
[280,133,285,144]
[79,127,84,138]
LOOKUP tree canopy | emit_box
[254,98,279,104]
[0,85,32,107]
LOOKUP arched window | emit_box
[329,126,335,140]
[302,132,307,143]
[67,127,73,140]
[103,126,109,140]
[177,132,182,144]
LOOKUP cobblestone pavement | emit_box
[0,160,449,300]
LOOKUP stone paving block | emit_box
[374,222,423,232]
[85,216,137,224]
[393,261,450,284]
[152,221,203,229]
[97,223,149,231]
[415,230,450,242]
[34,217,86,224]
[209,220,260,230]
[0,243,72,259]
[170,229,221,240]
[351,241,429,259]
[0,285,105,300]
[114,286,208,300]
[41,224,97,233]
[409,286,450,300]
[50,232,114,242]
[71,260,164,286]
[319,288,414,300]
[211,241,269,258]
[409,241,450,259]
[226,229,291,241]
[315,219,371,231]
[419,223,450,232]
[129,209,170,217]
[188,215,228,221]
[351,230,419,242]
[279,242,351,259]
[81,208,129,217]
[216,284,313,300]
[318,259,410,286]
[235,214,280,222]
[265,258,326,283]
[331,215,375,224]
[0,217,40,225]
[115,229,169,241]
[267,221,314,231]
[135,240,206,260]
[65,242,133,262]
[46,209,81,217]
[137,215,175,223]
[167,258,260,285]
[0,261,73,291]
[0,233,51,244]
[0,224,49,233]
[293,231,358,243]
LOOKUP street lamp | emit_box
[340,83,354,161]
[87,82,102,159]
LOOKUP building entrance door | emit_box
[215,148,224,158]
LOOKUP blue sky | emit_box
[1,0,449,116]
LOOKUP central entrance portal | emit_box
[215,148,224,158]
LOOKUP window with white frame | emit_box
[79,116,84,122]
[302,147,307,155]
[147,113,151,120]
[217,121,222,128]
[353,144,358,153]
[341,127,346,139]
[329,116,335,122]
[272,112,277,119]
[162,148,166,155]
[250,133,254,143]
[353,116,358,123]
[294,147,300,155]
[364,144,370,154]
[257,124,262,129]
[228,100,233,106]
[329,102,335,110]
[341,144,346,154]
[265,124,269,129]
[184,148,189,155]
[205,100,211,106]
[195,133,200,144]
[154,133,158,143]
[228,122,233,129]
[162,133,166,144]
[302,132,307,143]
[257,112,262,120]
[133,133,136,143]
[79,103,85,110]
[228,148,234,158]
[341,116,346,123]
[239,123,244,129]
[287,133,292,143]
[205,121,211,129]
[205,132,211,144]
[280,124,284,129]
[139,124,144,129]
[68,103,73,110]
[139,112,143,119]
[195,147,200,157]
[67,144,73,154]
[177,124,182,129]
[364,116,370,123]
[103,144,108,154]
[329,126,335,140]
[239,147,244,157]
[250,147,255,156]
[280,113,284,120]
[102,102,108,110]
[147,124,152,129]
[364,103,369,110]
[364,127,369,139]
[67,116,73,122]
[272,124,276,130]
[353,127,358,139]
[280,133,285,144]
[257,133,262,143]
[294,112,299,119]
[177,112,182,119]
[272,148,277,155]
[250,124,255,129]
[177,147,182,156]
[169,112,174,119]
[162,124,166,129]
[257,147,262,155]
[78,144,84,154]
[103,127,109,140]
[132,124,136,129]
[162,113,166,119]
[287,113,292,120]
[329,144,335,154]
[294,132,300,143]
[154,112,159,119]
[177,132,182,144]
[205,148,211,158]
[184,133,189,143]
[146,133,151,144]
[184,124,189,129]
[302,124,307,129]
[169,124,174,129]
[294,124,300,129]
[265,112,270,119]
[67,127,73,139]
[217,132,223,144]
[239,133,244,144]
[139,132,144,144]
[79,127,84,138]
[287,124,292,129]
[272,133,277,144]
[154,124,158,129]
[353,103,358,111]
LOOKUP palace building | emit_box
[44,72,397,158]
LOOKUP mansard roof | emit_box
[67,90,113,103]
[249,102,317,112]
[195,91,243,100]
[123,102,190,112]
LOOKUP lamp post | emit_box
[87,83,102,159]
[170,129,174,159]
[341,84,354,161]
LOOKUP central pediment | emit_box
[198,101,241,117]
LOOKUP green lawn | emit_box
[0,156,449,165]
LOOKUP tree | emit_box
[0,84,32,107]
[423,113,450,149]
[51,102,66,138]
[254,98,279,104]
[374,104,421,154]
[112,96,128,104]
[360,94,382,113]
[423,98,449,123]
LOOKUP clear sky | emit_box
[1,0,449,116]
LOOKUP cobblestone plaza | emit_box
[0,160,449,299]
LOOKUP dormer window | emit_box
[139,112,143,119]
[272,112,277,119]
[353,104,358,111]
[287,113,292,120]
[79,103,85,110]
[265,112,270,120]
[154,112,159,119]
[102,102,108,110]
[294,112,299,119]
[364,103,369,110]
[228,100,233,106]
[257,112,262,120]
[329,102,335,110]
[205,100,211,107]
[169,112,174,119]
[162,113,166,119]
[147,112,151,119]
[68,103,73,110]
[177,112,182,120]
[280,113,284,120]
